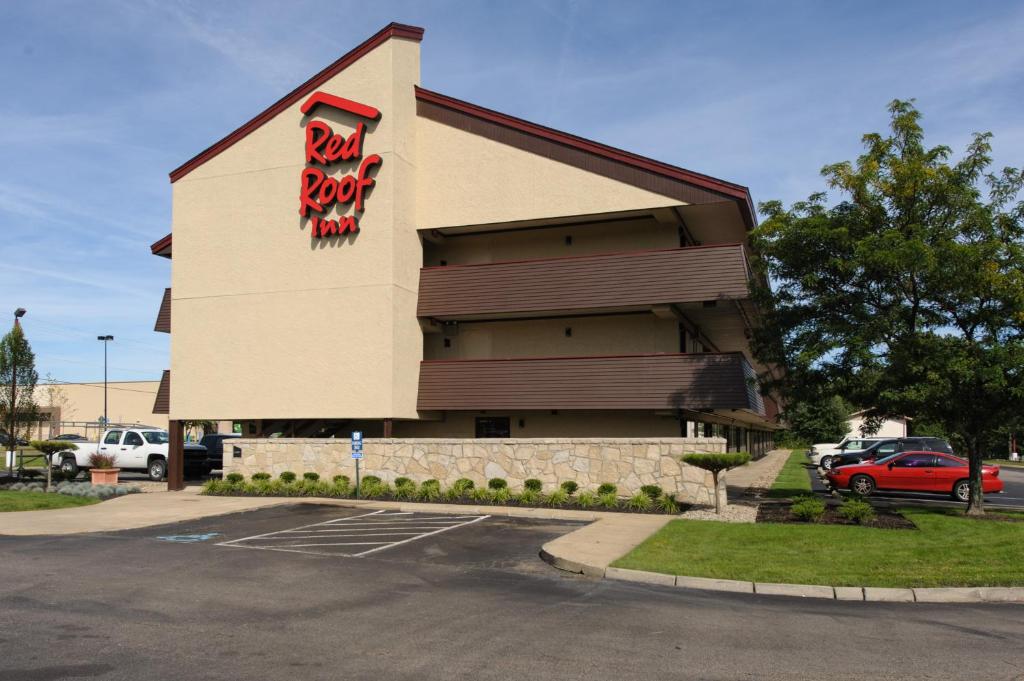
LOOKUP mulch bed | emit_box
[757,501,917,529]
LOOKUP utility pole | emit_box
[8,308,26,477]
[97,336,114,427]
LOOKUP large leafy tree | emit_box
[0,321,39,473]
[783,394,853,445]
[751,100,1024,515]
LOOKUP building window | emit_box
[475,417,510,438]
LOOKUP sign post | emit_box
[351,430,363,498]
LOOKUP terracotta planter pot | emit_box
[90,468,120,485]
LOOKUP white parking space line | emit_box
[217,510,489,557]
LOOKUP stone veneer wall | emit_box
[222,437,727,507]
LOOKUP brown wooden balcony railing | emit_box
[154,288,171,333]
[417,352,764,414]
[417,244,750,320]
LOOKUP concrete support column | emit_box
[167,420,185,491]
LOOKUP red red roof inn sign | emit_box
[298,91,382,238]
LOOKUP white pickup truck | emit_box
[56,428,208,481]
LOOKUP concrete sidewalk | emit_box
[0,488,295,536]
[724,448,790,496]
[539,514,672,576]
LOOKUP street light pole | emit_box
[8,308,26,477]
[97,335,114,427]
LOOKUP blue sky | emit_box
[1,0,1021,384]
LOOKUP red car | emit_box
[826,451,1003,502]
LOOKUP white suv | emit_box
[808,437,888,470]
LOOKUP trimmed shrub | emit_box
[225,472,244,484]
[597,482,617,495]
[839,498,876,525]
[545,489,569,507]
[790,495,826,522]
[559,480,579,495]
[361,479,389,497]
[332,474,350,486]
[640,484,663,501]
[487,478,508,490]
[626,491,653,511]
[524,478,543,492]
[279,471,297,483]
[655,493,681,514]
[516,489,540,505]
[452,478,475,492]
[681,451,751,514]
[575,490,597,508]
[252,472,271,481]
[391,485,415,501]
[417,481,442,502]
[597,491,619,509]
[421,479,440,489]
[394,477,412,487]
[303,472,320,482]
[393,482,417,501]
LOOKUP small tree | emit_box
[183,420,217,442]
[29,440,75,492]
[42,374,75,422]
[1,321,38,476]
[681,452,752,514]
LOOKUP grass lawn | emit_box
[986,459,1024,468]
[765,449,813,499]
[613,508,1024,588]
[0,491,100,512]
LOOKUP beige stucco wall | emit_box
[169,37,423,421]
[416,117,680,229]
[846,415,908,439]
[423,216,677,266]
[424,314,678,360]
[223,437,728,506]
[33,381,167,432]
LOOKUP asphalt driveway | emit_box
[1,503,1023,680]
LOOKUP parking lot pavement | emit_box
[218,509,490,557]
[810,461,1024,510]
[2,504,1023,681]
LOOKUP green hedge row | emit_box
[203,473,685,514]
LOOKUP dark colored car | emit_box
[831,437,954,469]
[53,433,90,442]
[0,431,29,447]
[827,451,1002,501]
[198,433,240,472]
[183,443,209,479]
